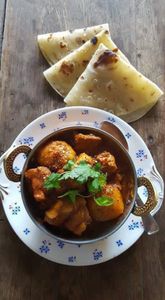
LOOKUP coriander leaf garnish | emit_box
[61,160,99,184]
[94,196,114,206]
[44,161,106,189]
[88,173,107,193]
[58,189,79,203]
[98,173,107,187]
[88,178,99,193]
[44,173,61,190]
[63,160,75,171]
[93,162,101,172]
[44,161,112,206]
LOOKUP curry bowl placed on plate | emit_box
[4,124,157,244]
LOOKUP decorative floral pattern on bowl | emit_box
[0,107,164,266]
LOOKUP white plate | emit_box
[0,107,164,266]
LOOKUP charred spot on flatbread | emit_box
[60,62,74,75]
[90,36,98,45]
[94,50,118,68]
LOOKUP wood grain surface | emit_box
[0,0,6,61]
[0,0,165,299]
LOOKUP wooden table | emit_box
[0,1,164,299]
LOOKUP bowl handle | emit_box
[4,145,31,182]
[133,177,157,216]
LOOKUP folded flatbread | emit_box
[44,30,129,96]
[38,24,109,65]
[64,44,163,122]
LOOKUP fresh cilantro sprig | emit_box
[43,173,61,190]
[87,173,107,194]
[61,161,101,184]
[44,160,114,206]
[63,160,75,171]
[58,190,79,203]
[94,196,114,206]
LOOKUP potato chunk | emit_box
[65,197,91,235]
[25,166,51,202]
[95,151,117,174]
[88,184,124,221]
[37,140,76,171]
[76,152,95,165]
[44,197,91,235]
[45,199,73,226]
[74,133,101,153]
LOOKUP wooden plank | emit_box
[132,1,165,299]
[0,0,6,219]
[0,0,165,299]
[0,0,6,62]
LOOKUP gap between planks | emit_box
[0,0,8,69]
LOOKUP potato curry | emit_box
[25,132,132,236]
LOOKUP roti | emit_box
[43,30,129,96]
[64,44,163,122]
[38,24,109,65]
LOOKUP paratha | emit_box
[64,44,163,122]
[38,24,109,65]
[43,30,129,96]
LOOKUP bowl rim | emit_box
[20,125,137,245]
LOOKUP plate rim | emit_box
[0,106,164,266]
